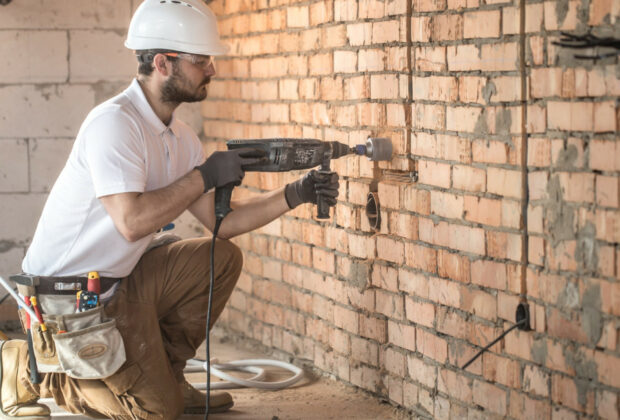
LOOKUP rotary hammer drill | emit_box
[213,137,393,221]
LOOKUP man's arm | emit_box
[189,170,340,240]
[100,170,204,242]
[188,187,290,240]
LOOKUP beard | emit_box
[160,62,210,104]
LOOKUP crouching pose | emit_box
[1,1,339,419]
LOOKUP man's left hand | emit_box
[284,170,340,209]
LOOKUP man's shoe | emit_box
[0,340,50,420]
[181,380,233,414]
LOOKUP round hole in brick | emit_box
[366,192,380,232]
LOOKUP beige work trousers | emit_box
[19,238,243,420]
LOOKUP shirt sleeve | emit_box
[81,109,147,198]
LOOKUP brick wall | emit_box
[208,0,620,418]
[0,0,205,325]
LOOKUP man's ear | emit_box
[153,54,171,76]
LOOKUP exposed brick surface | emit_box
[6,0,618,417]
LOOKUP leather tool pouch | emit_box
[26,305,126,379]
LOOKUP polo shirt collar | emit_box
[125,79,182,138]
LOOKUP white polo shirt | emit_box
[23,79,205,277]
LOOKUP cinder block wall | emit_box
[208,1,620,418]
[0,0,205,324]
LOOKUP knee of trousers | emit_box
[214,239,243,279]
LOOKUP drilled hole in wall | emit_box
[366,192,380,232]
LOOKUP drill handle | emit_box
[316,155,332,220]
[214,182,238,221]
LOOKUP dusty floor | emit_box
[9,329,410,420]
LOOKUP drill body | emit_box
[215,137,392,220]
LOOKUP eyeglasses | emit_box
[163,52,214,70]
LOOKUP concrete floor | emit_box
[15,329,410,420]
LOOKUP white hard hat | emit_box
[125,0,229,56]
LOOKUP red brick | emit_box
[430,191,463,220]
[523,364,549,398]
[589,139,620,171]
[438,369,472,403]
[378,181,401,209]
[431,14,463,41]
[417,160,451,188]
[471,259,507,290]
[473,380,507,415]
[416,328,448,363]
[461,288,497,320]
[595,350,620,389]
[413,103,445,130]
[463,196,501,226]
[472,140,508,164]
[359,315,387,342]
[376,235,404,264]
[453,165,486,192]
[414,0,447,12]
[436,307,469,339]
[346,22,371,45]
[405,297,435,328]
[552,374,595,414]
[333,305,359,334]
[428,277,462,307]
[487,230,522,262]
[558,172,594,203]
[480,42,518,72]
[405,243,437,274]
[548,101,594,131]
[596,175,620,208]
[388,320,416,351]
[372,19,400,44]
[464,10,500,38]
[384,347,406,376]
[437,250,470,283]
[594,101,617,133]
[377,290,404,320]
[399,269,430,298]
[483,352,521,388]
[411,16,431,42]
[415,46,446,72]
[446,106,482,132]
[350,336,378,365]
[371,264,398,291]
[402,186,431,214]
[487,167,522,199]
[370,74,399,99]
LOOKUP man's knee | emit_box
[216,238,243,269]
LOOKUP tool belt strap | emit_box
[12,274,122,296]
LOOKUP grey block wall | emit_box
[0,0,206,324]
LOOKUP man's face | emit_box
[160,57,214,104]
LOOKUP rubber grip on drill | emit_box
[214,182,237,221]
[316,195,330,219]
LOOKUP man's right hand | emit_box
[195,148,266,193]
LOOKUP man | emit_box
[0,0,339,419]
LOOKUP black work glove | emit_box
[284,170,340,209]
[195,148,266,192]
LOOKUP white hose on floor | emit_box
[184,358,304,390]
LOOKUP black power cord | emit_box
[461,318,527,369]
[205,216,224,420]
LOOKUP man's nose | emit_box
[205,61,216,77]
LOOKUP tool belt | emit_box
[12,273,126,380]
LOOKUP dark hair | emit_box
[135,49,179,76]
